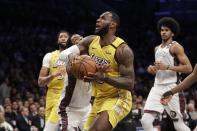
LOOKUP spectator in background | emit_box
[11,101,18,120]
[16,107,31,131]
[0,106,13,131]
[38,98,45,108]
[4,105,17,129]
[17,100,24,111]
[28,96,35,106]
[0,77,11,105]
[187,103,197,129]
[32,107,45,131]
[3,98,11,107]
[29,104,38,119]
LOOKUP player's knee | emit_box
[141,114,152,126]
[173,121,191,131]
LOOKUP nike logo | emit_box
[92,47,97,49]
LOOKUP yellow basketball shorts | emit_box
[45,89,62,124]
[84,96,132,130]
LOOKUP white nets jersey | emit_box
[155,41,180,85]
[69,80,91,108]
[60,79,91,108]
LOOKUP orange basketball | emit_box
[71,55,97,79]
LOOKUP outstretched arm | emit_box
[161,64,197,105]
[170,64,197,94]
[59,35,95,63]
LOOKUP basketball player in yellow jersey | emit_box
[59,11,135,131]
[38,30,69,131]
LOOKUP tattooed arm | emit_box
[103,43,135,91]
[59,74,77,131]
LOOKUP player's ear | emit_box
[110,21,116,28]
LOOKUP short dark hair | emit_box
[157,17,180,37]
[108,11,120,28]
[57,30,70,38]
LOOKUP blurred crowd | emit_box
[0,0,197,130]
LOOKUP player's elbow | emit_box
[126,79,134,91]
[38,78,44,87]
[192,72,197,80]
[38,80,42,87]
[186,65,193,74]
[130,81,135,91]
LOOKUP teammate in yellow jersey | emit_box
[38,30,69,131]
[59,11,135,131]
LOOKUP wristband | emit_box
[163,91,173,97]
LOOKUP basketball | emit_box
[71,55,97,79]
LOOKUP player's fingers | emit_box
[161,96,172,105]
[149,67,156,74]
[87,72,96,77]
[160,98,168,105]
[103,64,110,71]
[84,76,95,81]
[96,64,102,70]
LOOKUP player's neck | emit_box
[100,34,116,47]
[59,47,66,52]
[162,38,173,46]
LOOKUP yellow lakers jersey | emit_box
[47,50,66,90]
[88,36,131,98]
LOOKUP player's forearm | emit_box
[59,45,81,62]
[168,64,192,74]
[104,75,134,91]
[59,74,76,126]
[171,72,197,94]
[38,75,54,87]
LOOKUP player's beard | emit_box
[95,24,109,37]
[58,42,67,50]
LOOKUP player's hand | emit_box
[84,64,110,82]
[61,123,68,131]
[147,65,157,74]
[66,55,83,73]
[51,68,66,78]
[59,111,68,131]
[155,62,168,70]
[70,34,83,45]
[160,90,173,105]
